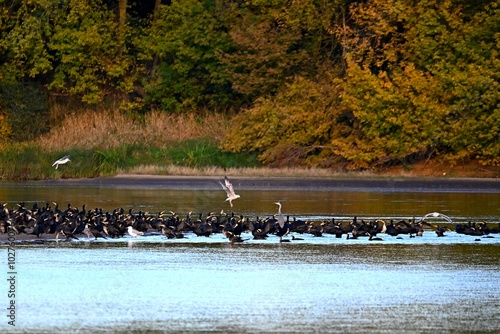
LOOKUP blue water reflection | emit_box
[6,242,500,333]
[1,178,499,333]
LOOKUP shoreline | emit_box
[16,174,500,192]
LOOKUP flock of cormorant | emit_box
[1,175,498,243]
[1,200,498,243]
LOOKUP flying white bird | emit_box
[219,176,240,207]
[127,226,144,237]
[419,212,453,223]
[52,155,70,169]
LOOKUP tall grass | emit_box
[0,109,262,180]
[1,109,382,180]
[36,110,229,151]
[121,165,375,178]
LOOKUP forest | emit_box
[0,0,499,173]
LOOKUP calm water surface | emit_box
[1,178,499,221]
[4,241,500,333]
[1,178,499,333]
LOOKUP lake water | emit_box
[1,177,499,333]
[1,177,499,221]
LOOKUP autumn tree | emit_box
[219,0,345,102]
[1,0,498,169]
[340,0,500,167]
[222,74,345,167]
[222,0,499,169]
[221,0,353,166]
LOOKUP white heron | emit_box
[274,201,285,229]
[219,176,240,207]
[127,226,144,237]
[52,155,70,169]
[419,212,453,223]
[274,201,289,241]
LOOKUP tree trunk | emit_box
[151,0,162,78]
[118,0,127,58]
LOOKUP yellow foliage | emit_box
[222,75,343,167]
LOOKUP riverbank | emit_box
[2,111,500,182]
[121,158,500,179]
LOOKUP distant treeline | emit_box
[0,0,498,169]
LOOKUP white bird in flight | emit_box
[219,176,240,207]
[52,155,70,169]
[419,212,453,223]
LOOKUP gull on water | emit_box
[419,212,453,223]
[127,226,144,237]
[52,155,70,169]
[219,176,240,207]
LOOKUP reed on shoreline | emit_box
[1,109,499,180]
[0,110,261,180]
[120,165,377,178]
[36,110,229,151]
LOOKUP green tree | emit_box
[48,0,137,103]
[0,0,137,104]
[0,0,56,82]
[0,82,49,142]
[137,0,235,112]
